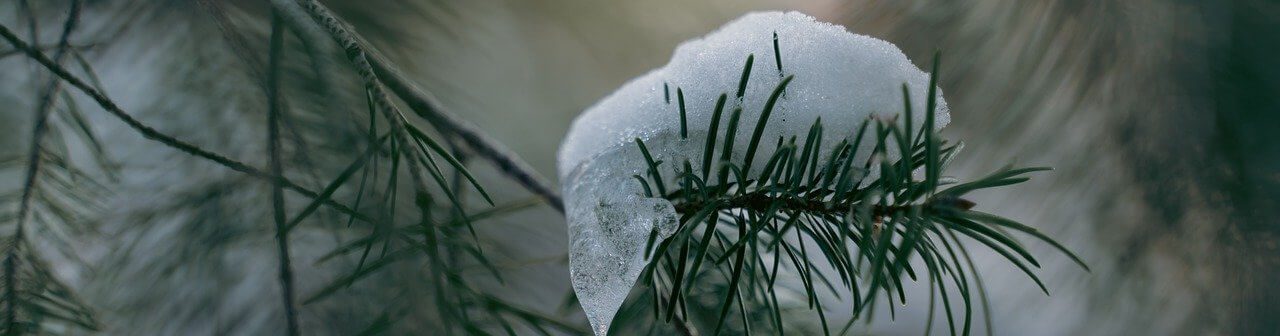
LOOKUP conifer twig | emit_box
[198,0,329,193]
[269,1,676,333]
[275,0,445,216]
[0,42,96,59]
[266,12,302,336]
[0,21,373,225]
[622,48,1085,335]
[368,53,565,212]
[268,0,564,212]
[197,0,266,79]
[5,1,80,332]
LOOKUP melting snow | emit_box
[557,11,948,335]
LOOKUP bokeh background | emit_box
[1,0,1277,335]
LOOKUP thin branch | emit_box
[268,8,489,334]
[0,42,96,60]
[276,0,440,213]
[266,12,302,336]
[369,52,565,213]
[671,189,974,217]
[276,5,495,332]
[0,21,373,225]
[5,1,80,332]
[196,0,267,79]
[197,0,327,193]
[266,2,647,334]
[268,0,564,212]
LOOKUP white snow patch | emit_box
[557,11,948,335]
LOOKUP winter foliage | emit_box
[559,12,949,334]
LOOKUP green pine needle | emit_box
[631,50,1085,336]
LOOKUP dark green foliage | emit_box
[631,52,1085,335]
[0,1,1087,334]
[0,0,103,334]
[3,1,577,334]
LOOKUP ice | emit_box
[557,11,948,335]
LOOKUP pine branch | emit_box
[672,189,973,218]
[0,42,97,60]
[0,21,374,225]
[5,1,83,333]
[266,12,302,336]
[0,1,593,333]
[369,51,565,212]
[200,0,333,194]
[276,0,491,229]
[255,2,585,333]
[1,2,102,334]
[630,52,1087,335]
[268,0,564,212]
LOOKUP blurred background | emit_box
[1,0,1277,335]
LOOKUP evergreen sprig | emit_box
[631,51,1087,335]
[1,2,1088,335]
[4,1,579,334]
[0,0,103,334]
